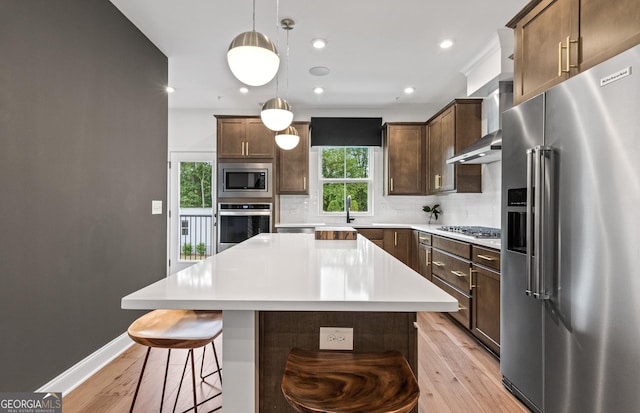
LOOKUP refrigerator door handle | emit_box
[525,148,535,296]
[527,146,553,300]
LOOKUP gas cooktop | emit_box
[438,226,501,239]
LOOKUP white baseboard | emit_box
[36,332,134,396]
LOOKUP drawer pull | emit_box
[419,236,429,243]
[477,254,496,261]
[432,261,445,267]
[470,269,478,290]
[457,304,467,311]
[451,270,467,278]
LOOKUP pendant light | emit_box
[273,18,299,149]
[227,0,280,86]
[260,14,294,131]
[275,125,300,150]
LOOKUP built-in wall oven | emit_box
[216,203,272,252]
[217,162,272,198]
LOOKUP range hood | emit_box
[446,129,502,164]
[447,81,512,165]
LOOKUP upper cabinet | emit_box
[427,99,482,194]
[508,0,640,105]
[217,117,275,159]
[277,122,309,195]
[383,123,425,196]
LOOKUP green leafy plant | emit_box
[182,243,193,256]
[422,204,442,223]
[196,242,207,256]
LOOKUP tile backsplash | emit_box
[279,147,502,228]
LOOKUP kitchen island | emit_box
[122,233,457,412]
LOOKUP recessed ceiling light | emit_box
[165,86,175,93]
[239,87,249,94]
[309,66,330,76]
[312,38,327,49]
[440,39,454,49]
[314,87,324,94]
[404,87,415,94]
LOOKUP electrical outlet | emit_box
[319,327,353,350]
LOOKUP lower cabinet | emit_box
[383,229,411,266]
[358,228,411,266]
[357,228,385,249]
[430,235,501,355]
[471,264,501,354]
[416,232,432,282]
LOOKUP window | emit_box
[319,147,371,214]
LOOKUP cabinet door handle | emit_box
[435,174,441,190]
[303,177,306,190]
[458,304,467,311]
[432,261,445,267]
[241,141,245,156]
[558,40,564,76]
[394,231,398,246]
[559,37,579,76]
[470,268,478,290]
[476,254,496,261]
[390,177,394,192]
[246,141,249,155]
[565,36,579,73]
[426,250,431,266]
[451,270,467,278]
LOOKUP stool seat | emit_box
[128,309,223,349]
[281,348,420,413]
[127,309,223,413]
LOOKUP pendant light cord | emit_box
[275,0,280,96]
[252,0,256,31]
[285,22,290,100]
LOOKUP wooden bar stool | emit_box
[281,348,420,413]
[127,309,223,413]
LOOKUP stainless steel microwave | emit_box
[217,162,273,198]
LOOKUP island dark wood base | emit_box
[259,311,418,413]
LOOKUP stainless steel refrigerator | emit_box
[501,44,640,413]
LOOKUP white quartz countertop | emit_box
[122,233,458,312]
[275,223,501,249]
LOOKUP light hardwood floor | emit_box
[63,313,529,412]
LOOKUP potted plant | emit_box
[422,204,441,224]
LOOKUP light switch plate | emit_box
[152,200,162,215]
[319,327,353,350]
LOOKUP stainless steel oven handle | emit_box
[525,147,535,296]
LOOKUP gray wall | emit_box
[0,0,167,390]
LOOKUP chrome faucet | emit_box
[346,195,355,223]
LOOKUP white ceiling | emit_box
[109,0,528,112]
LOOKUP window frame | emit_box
[318,146,373,216]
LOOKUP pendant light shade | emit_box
[227,31,280,86]
[275,126,300,150]
[261,97,293,131]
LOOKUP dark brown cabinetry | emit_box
[383,123,425,195]
[431,236,472,329]
[383,229,411,266]
[358,228,411,266]
[415,231,432,282]
[508,0,640,104]
[357,228,385,249]
[429,235,501,354]
[277,122,309,194]
[426,99,482,194]
[217,117,275,159]
[471,246,501,355]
